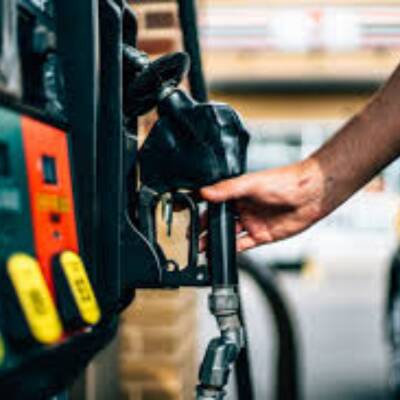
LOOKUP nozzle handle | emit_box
[207,202,238,286]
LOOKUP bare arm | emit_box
[200,65,400,252]
[314,68,400,214]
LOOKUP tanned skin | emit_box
[200,65,400,252]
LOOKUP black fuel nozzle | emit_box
[123,46,190,117]
[126,49,251,398]
[126,49,249,291]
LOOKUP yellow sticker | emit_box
[37,194,70,213]
[0,334,6,367]
[59,251,101,325]
[7,254,63,344]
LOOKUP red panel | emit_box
[21,117,79,295]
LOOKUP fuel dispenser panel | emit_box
[0,104,113,400]
[0,106,101,377]
[21,116,79,294]
[0,0,131,396]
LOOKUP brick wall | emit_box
[120,290,197,400]
[133,1,181,56]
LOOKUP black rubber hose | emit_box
[177,0,208,102]
[238,256,302,400]
[386,246,400,399]
[235,304,256,400]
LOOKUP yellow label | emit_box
[59,251,101,325]
[7,254,63,344]
[0,334,6,367]
[37,194,70,213]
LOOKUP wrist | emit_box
[298,157,334,221]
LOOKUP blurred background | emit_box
[200,1,400,399]
[117,1,400,399]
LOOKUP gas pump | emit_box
[0,1,120,398]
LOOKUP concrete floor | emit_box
[198,253,392,400]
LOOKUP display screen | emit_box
[0,142,10,177]
[42,155,57,185]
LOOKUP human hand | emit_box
[200,158,328,252]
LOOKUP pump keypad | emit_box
[5,253,63,345]
[53,251,101,329]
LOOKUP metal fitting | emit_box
[197,286,245,399]
[196,387,226,400]
[208,287,239,317]
[197,285,245,399]
[216,314,241,331]
[221,323,244,350]
[199,337,239,388]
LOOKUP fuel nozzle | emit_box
[123,46,191,117]
[127,47,251,399]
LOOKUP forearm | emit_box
[306,64,400,217]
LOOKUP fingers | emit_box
[199,221,245,252]
[200,234,259,253]
[199,211,208,233]
[236,235,258,252]
[199,233,207,253]
[199,210,244,234]
[200,174,254,203]
[236,221,245,234]
[200,232,268,253]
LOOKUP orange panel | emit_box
[21,117,79,295]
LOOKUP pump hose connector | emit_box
[196,287,244,400]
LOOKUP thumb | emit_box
[200,175,252,203]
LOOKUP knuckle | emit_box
[252,230,270,243]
